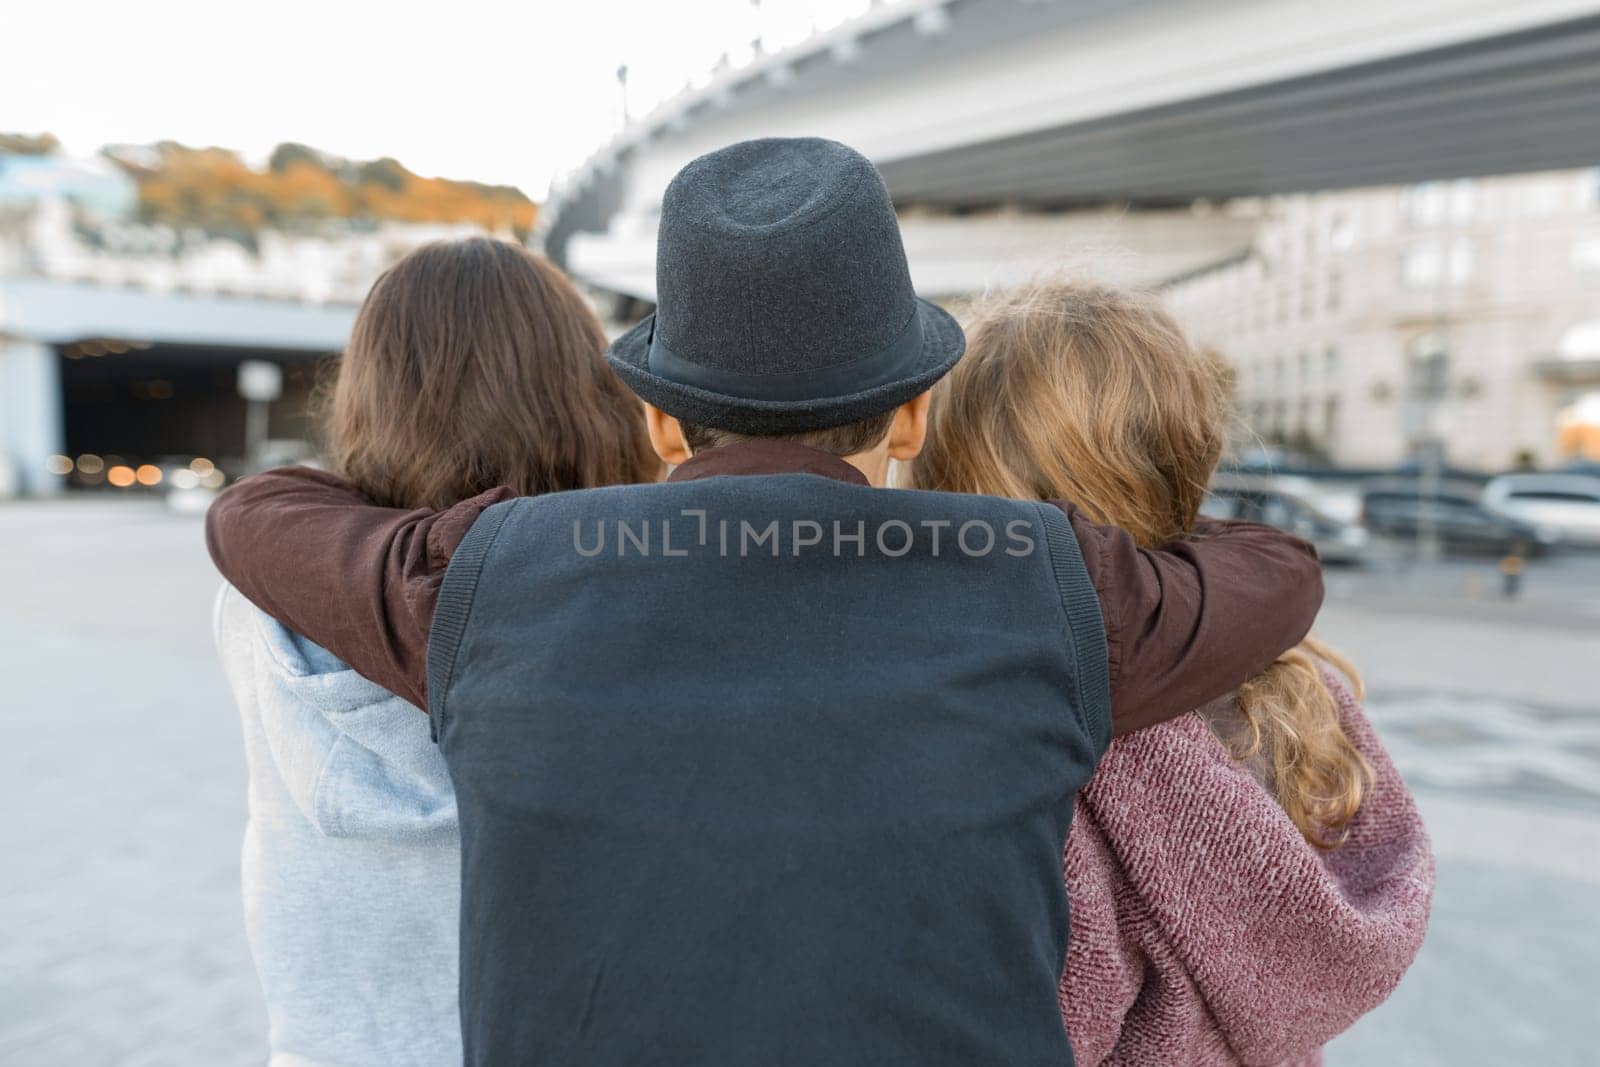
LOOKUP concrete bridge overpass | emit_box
[544,0,1600,301]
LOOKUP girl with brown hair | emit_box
[910,279,1435,1066]
[214,238,658,1066]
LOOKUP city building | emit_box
[0,148,522,496]
[0,187,488,305]
[1164,169,1600,470]
[0,151,137,218]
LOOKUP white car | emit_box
[1483,473,1600,548]
[1204,475,1371,565]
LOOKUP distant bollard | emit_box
[1500,554,1525,599]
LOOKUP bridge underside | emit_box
[0,280,354,493]
[567,210,1258,305]
[56,341,327,479]
[879,14,1600,206]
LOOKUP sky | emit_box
[4,0,874,197]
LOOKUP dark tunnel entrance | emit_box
[55,339,331,487]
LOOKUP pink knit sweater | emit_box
[1059,672,1435,1066]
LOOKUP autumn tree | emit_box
[122,140,536,239]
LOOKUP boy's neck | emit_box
[669,438,882,487]
[842,449,891,488]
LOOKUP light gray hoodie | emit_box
[214,584,461,1066]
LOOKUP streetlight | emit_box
[1406,334,1449,562]
[237,359,282,472]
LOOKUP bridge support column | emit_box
[0,340,65,497]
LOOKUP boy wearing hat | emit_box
[208,139,1324,1066]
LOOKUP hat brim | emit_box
[604,298,965,436]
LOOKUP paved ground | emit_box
[0,499,264,1065]
[1,497,1596,1065]
[1312,566,1600,1066]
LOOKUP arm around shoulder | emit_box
[1056,503,1324,736]
[205,465,512,709]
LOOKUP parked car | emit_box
[1359,479,1553,556]
[1232,445,1332,473]
[1203,476,1370,565]
[1389,457,1484,481]
[1483,473,1600,548]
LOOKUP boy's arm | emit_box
[208,468,1320,727]
[1054,503,1323,737]
[204,466,510,709]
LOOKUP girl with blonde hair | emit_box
[910,279,1435,1066]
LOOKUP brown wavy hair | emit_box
[908,279,1371,848]
[326,238,659,509]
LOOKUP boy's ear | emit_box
[886,391,933,462]
[644,404,693,467]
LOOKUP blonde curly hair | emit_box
[908,279,1371,848]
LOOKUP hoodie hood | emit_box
[219,585,456,840]
[216,584,463,1066]
[1060,670,1434,1066]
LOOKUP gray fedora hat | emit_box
[605,137,964,435]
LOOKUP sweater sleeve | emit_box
[1058,800,1148,1067]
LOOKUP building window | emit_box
[1327,270,1342,312]
[1325,346,1339,377]
[1513,180,1564,217]
[1407,179,1474,225]
[1558,321,1600,361]
[1402,244,1441,287]
[1329,214,1355,252]
[1408,183,1445,226]
[1572,237,1600,274]
[1402,238,1474,287]
[1323,395,1341,446]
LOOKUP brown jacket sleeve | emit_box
[207,467,1321,730]
[1053,503,1324,737]
[204,466,509,709]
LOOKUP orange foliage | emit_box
[129,142,536,239]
